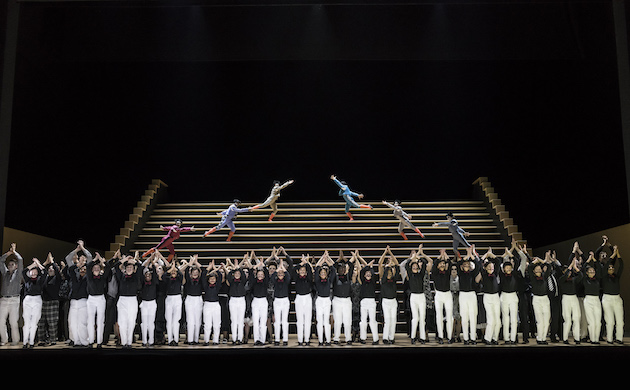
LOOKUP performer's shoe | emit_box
[203,227,216,237]
[141,248,155,258]
[226,231,235,242]
[346,212,354,221]
[415,228,425,238]
[268,213,275,221]
[400,232,408,240]
[251,205,261,210]
[359,204,372,209]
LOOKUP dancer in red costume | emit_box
[142,219,195,263]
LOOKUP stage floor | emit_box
[2,332,627,365]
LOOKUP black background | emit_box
[5,0,629,251]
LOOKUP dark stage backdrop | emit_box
[6,1,628,251]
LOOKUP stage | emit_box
[2,333,627,368]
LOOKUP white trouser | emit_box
[602,294,624,342]
[315,296,332,343]
[381,297,398,341]
[561,294,581,341]
[0,296,21,344]
[69,298,88,346]
[140,299,157,345]
[117,296,138,346]
[500,292,519,342]
[332,296,352,342]
[251,297,268,343]
[165,294,182,343]
[229,296,246,342]
[409,293,427,340]
[22,295,42,346]
[87,294,106,345]
[578,297,588,339]
[458,291,475,341]
[295,294,312,343]
[203,301,221,344]
[532,295,551,341]
[273,297,290,342]
[185,295,203,343]
[360,298,378,342]
[583,295,602,342]
[483,293,501,342]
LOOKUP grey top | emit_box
[436,219,466,237]
[383,201,410,220]
[0,251,24,297]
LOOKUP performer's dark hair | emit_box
[233,199,241,204]
[273,180,280,185]
[446,212,454,218]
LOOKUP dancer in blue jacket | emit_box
[331,175,372,220]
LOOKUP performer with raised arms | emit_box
[204,199,253,241]
[382,200,424,239]
[251,179,295,221]
[331,175,373,221]
[142,219,195,263]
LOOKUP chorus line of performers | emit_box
[0,234,623,349]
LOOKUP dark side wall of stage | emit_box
[3,0,629,252]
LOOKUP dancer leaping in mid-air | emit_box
[251,179,294,221]
[382,200,424,240]
[432,212,475,259]
[203,199,253,241]
[331,175,372,221]
[142,219,195,263]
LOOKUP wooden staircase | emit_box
[127,200,507,262]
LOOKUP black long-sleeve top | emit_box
[359,267,377,299]
[227,269,248,297]
[202,270,223,302]
[314,266,336,298]
[480,258,501,294]
[249,268,270,298]
[271,271,291,299]
[582,262,602,297]
[140,268,159,301]
[456,257,481,293]
[22,269,46,296]
[558,269,583,295]
[380,266,400,299]
[66,264,88,300]
[164,271,183,296]
[405,259,427,294]
[115,266,141,297]
[528,262,552,296]
[431,265,452,293]
[602,257,623,295]
[42,263,62,301]
[290,262,314,296]
[183,269,204,297]
[332,263,354,298]
[499,271,518,293]
[86,260,112,296]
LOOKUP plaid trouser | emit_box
[37,299,60,343]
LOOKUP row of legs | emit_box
[4,292,624,347]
